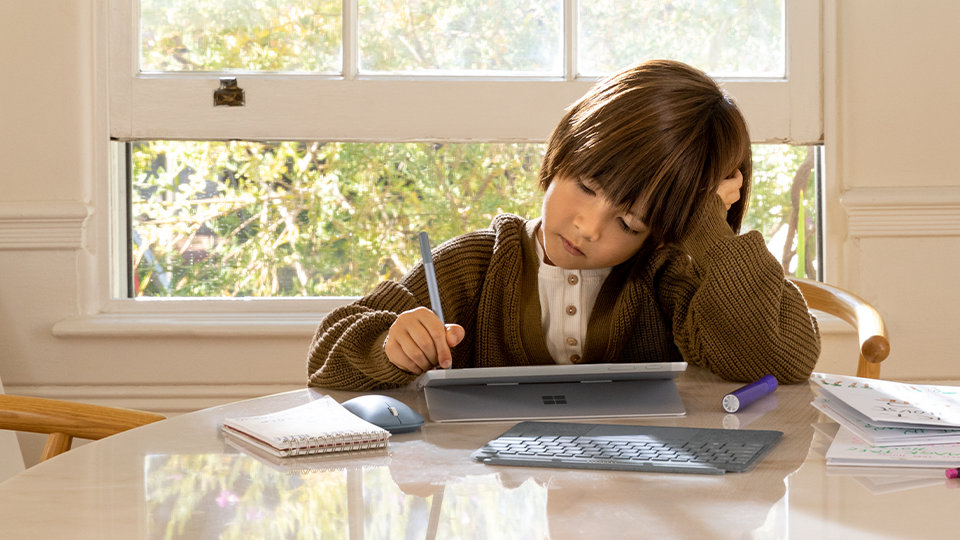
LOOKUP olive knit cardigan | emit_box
[307,195,820,391]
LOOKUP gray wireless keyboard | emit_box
[471,421,782,475]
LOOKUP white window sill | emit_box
[52,312,325,338]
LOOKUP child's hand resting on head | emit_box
[716,169,743,210]
[384,307,465,373]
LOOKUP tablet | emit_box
[414,362,687,389]
[413,362,688,422]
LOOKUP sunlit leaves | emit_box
[140,0,342,72]
[578,0,785,76]
[131,141,816,297]
[359,0,562,74]
[131,141,543,297]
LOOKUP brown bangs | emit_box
[539,59,754,245]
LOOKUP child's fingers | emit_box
[438,324,465,369]
[411,310,458,369]
[717,169,743,210]
[419,317,452,369]
[445,324,465,347]
[404,332,438,372]
[410,316,448,369]
[384,334,430,374]
[385,307,450,373]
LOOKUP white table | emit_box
[0,367,954,539]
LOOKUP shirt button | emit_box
[569,354,581,363]
[567,274,579,285]
[565,305,577,316]
[566,337,578,347]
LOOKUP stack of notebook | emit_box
[811,373,960,468]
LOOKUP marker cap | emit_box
[722,375,778,413]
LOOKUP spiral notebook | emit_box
[222,396,391,458]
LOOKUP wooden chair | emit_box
[0,395,165,462]
[788,277,890,379]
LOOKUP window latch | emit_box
[214,78,245,107]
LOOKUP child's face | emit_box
[539,176,649,270]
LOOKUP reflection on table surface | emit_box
[146,453,548,540]
[1,366,958,539]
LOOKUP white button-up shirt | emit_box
[535,236,611,364]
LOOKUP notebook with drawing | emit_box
[413,362,687,422]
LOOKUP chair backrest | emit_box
[0,395,165,462]
[0,377,25,481]
[788,277,890,379]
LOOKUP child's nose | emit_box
[574,211,603,241]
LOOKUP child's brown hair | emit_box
[538,59,752,246]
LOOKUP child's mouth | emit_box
[561,236,584,257]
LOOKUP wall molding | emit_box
[843,186,960,238]
[0,201,91,250]
[3,383,303,415]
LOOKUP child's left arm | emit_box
[665,191,821,384]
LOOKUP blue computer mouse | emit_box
[341,394,425,434]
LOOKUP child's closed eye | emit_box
[576,179,596,196]
[618,217,643,235]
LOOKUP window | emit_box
[129,141,819,298]
[129,141,545,297]
[101,1,821,309]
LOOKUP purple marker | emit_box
[722,375,778,413]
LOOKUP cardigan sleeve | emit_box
[660,194,821,384]
[306,226,498,390]
[306,280,423,390]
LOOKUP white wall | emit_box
[828,0,960,381]
[2,1,959,463]
[0,1,308,444]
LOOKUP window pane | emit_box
[746,145,820,279]
[578,0,785,77]
[130,142,544,297]
[359,1,562,75]
[139,0,341,73]
[128,142,816,298]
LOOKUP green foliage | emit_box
[132,0,813,297]
[132,141,543,296]
[577,0,784,76]
[140,0,342,72]
[359,0,562,73]
[744,145,818,276]
[132,141,817,297]
[140,0,784,77]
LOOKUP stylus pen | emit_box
[418,231,445,325]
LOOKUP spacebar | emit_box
[484,456,725,475]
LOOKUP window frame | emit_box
[57,0,823,337]
[110,0,820,143]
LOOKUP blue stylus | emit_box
[418,232,445,325]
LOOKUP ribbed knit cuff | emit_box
[362,330,418,386]
[681,194,736,263]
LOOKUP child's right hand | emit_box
[384,307,465,374]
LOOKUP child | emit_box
[307,59,820,391]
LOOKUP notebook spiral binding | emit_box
[278,430,389,456]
